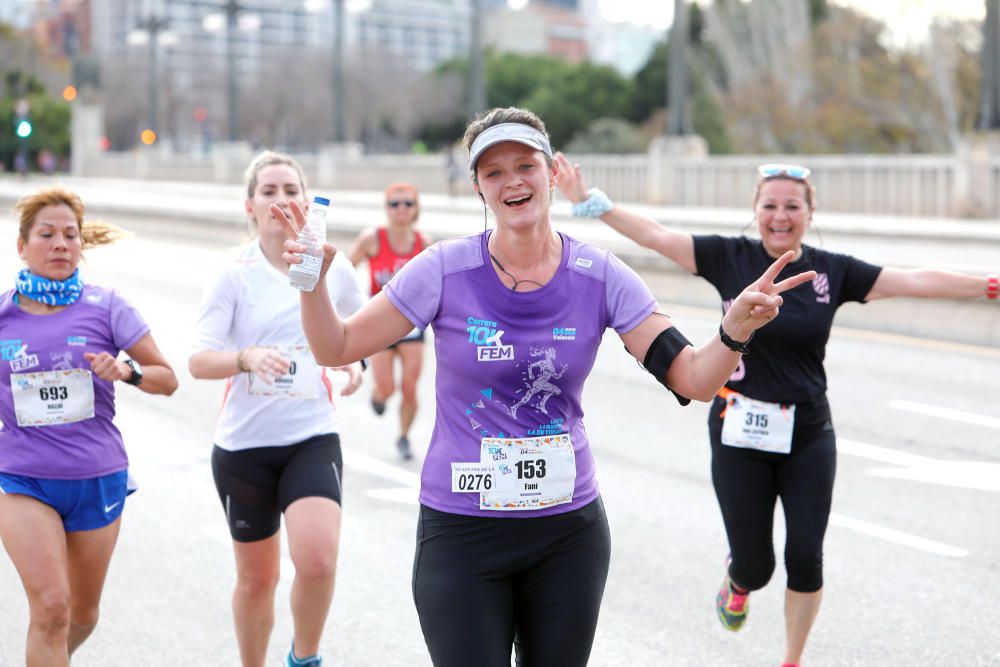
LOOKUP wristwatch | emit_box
[718,324,753,354]
[123,359,144,386]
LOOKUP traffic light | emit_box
[14,98,31,138]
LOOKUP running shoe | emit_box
[286,644,322,667]
[716,561,750,632]
[396,435,413,460]
[371,397,386,416]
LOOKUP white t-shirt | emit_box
[191,241,366,451]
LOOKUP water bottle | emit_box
[288,195,330,291]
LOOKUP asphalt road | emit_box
[0,211,997,666]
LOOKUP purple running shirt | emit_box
[385,231,657,517]
[0,285,149,479]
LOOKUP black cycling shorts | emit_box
[211,433,343,542]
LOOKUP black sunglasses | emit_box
[387,199,416,208]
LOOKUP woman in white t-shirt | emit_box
[189,151,365,667]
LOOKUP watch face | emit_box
[126,359,143,385]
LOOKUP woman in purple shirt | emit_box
[0,187,177,666]
[275,107,814,666]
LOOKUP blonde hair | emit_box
[15,186,128,249]
[753,176,817,211]
[244,150,307,199]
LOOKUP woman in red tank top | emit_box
[348,183,432,460]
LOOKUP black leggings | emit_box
[412,498,611,667]
[709,396,836,593]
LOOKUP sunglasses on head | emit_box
[758,164,811,180]
[387,199,416,208]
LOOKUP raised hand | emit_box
[244,347,292,385]
[271,199,338,283]
[553,152,590,203]
[722,251,817,341]
[84,352,129,382]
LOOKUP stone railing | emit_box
[69,105,1000,218]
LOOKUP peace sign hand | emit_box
[721,250,817,343]
[271,199,338,283]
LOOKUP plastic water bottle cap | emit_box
[313,195,331,206]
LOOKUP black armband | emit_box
[641,326,693,406]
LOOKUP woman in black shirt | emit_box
[556,155,994,667]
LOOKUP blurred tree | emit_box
[709,2,980,154]
[427,52,633,149]
[0,86,71,172]
[628,42,731,153]
[565,118,647,154]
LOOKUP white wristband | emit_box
[570,188,613,218]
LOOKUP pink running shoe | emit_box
[715,561,750,632]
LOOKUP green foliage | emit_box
[565,118,648,154]
[0,81,71,171]
[485,54,635,148]
[427,52,636,150]
[628,42,732,153]
[808,0,829,25]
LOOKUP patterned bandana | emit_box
[15,268,84,306]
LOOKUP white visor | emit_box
[468,123,553,172]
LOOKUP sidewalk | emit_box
[2,175,998,347]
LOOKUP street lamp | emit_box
[981,0,1000,129]
[666,0,691,136]
[128,14,175,144]
[200,1,260,142]
[306,0,371,142]
[469,0,486,119]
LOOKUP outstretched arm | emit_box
[620,251,816,401]
[555,152,698,274]
[865,267,993,301]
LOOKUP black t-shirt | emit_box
[693,235,883,404]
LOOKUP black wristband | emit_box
[123,358,143,386]
[718,324,752,354]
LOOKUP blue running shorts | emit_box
[0,470,130,532]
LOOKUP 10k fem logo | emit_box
[467,317,514,362]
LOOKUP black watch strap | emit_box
[718,324,753,354]
[123,359,143,386]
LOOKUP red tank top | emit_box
[368,227,425,295]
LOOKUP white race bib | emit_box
[721,393,795,454]
[248,345,321,399]
[12,369,95,427]
[450,434,576,512]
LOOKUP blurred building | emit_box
[355,0,471,72]
[587,18,662,76]
[29,0,91,59]
[484,2,588,62]
[0,0,38,28]
[533,0,578,8]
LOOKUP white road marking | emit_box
[829,513,968,558]
[838,438,937,467]
[888,399,1000,430]
[342,447,420,487]
[367,487,420,504]
[867,462,1000,492]
[839,437,999,492]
